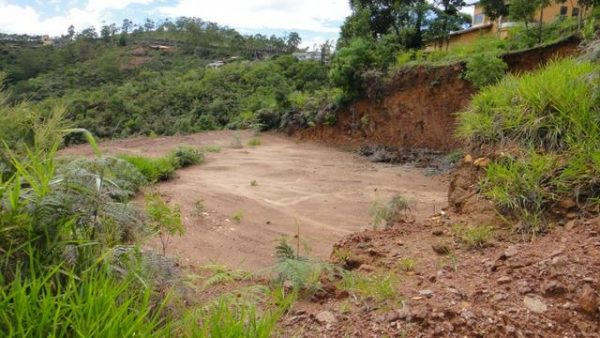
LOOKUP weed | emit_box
[369,195,411,228]
[438,252,459,272]
[397,257,416,272]
[192,199,205,216]
[201,264,252,289]
[119,154,177,183]
[332,247,351,265]
[145,192,184,256]
[464,54,508,88]
[232,210,244,222]
[453,224,494,249]
[337,272,401,306]
[203,144,222,153]
[170,146,204,168]
[230,133,243,149]
[250,180,258,187]
[247,138,262,147]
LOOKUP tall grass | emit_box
[457,59,600,232]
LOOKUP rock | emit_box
[358,264,376,273]
[500,245,519,260]
[497,276,512,285]
[432,229,444,236]
[524,296,547,314]
[429,274,437,283]
[558,198,576,210]
[464,154,473,164]
[315,311,336,324]
[577,285,599,315]
[397,304,411,319]
[474,157,490,168]
[419,290,435,298]
[566,212,578,220]
[543,281,568,296]
[550,256,567,267]
[432,243,451,255]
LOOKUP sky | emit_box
[0,0,353,48]
[0,1,476,48]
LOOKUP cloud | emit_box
[158,0,350,33]
[0,0,154,36]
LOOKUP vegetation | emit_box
[458,59,600,233]
[369,195,411,228]
[145,192,184,256]
[464,54,508,88]
[119,154,177,183]
[337,272,401,306]
[453,224,494,249]
[170,146,204,168]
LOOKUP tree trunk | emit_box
[538,6,545,43]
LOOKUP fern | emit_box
[275,238,297,261]
[202,264,252,289]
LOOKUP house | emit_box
[41,35,53,46]
[430,0,590,50]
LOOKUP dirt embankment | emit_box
[295,36,581,153]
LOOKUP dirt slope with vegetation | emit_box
[296,37,581,153]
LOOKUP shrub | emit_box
[464,54,508,88]
[119,154,177,183]
[203,145,222,153]
[337,272,400,305]
[170,146,204,168]
[397,257,416,272]
[247,138,261,147]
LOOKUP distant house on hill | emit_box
[207,61,225,68]
[293,51,322,62]
[429,0,591,50]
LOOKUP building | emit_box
[292,51,322,62]
[431,0,589,50]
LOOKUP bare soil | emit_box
[62,131,448,270]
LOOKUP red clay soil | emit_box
[61,131,449,270]
[295,36,581,153]
[281,216,600,337]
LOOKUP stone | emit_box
[543,281,568,296]
[315,311,336,324]
[497,276,512,285]
[566,212,578,220]
[577,285,599,315]
[474,157,490,168]
[500,245,519,260]
[558,198,576,210]
[419,290,434,298]
[432,243,451,255]
[358,264,376,273]
[464,154,473,164]
[432,229,444,236]
[524,296,547,314]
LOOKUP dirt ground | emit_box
[62,131,448,270]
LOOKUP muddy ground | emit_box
[62,131,448,269]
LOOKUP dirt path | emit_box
[63,131,448,270]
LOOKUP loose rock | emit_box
[315,311,336,324]
[524,296,548,314]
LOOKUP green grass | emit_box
[119,154,177,183]
[452,224,494,249]
[457,59,600,233]
[232,210,244,222]
[170,146,204,168]
[397,257,416,272]
[247,138,262,147]
[337,272,401,306]
[202,145,222,153]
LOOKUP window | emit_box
[474,14,485,25]
[572,7,580,17]
[560,6,568,16]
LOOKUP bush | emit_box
[170,146,204,168]
[464,54,508,88]
[453,224,494,249]
[119,154,177,183]
[369,195,411,228]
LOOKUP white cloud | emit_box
[0,0,154,36]
[158,0,350,33]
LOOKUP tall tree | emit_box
[478,0,509,20]
[509,0,538,32]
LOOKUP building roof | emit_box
[449,22,493,36]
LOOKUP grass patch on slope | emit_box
[457,59,600,233]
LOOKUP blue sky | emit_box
[0,0,352,47]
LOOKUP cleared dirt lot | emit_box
[63,131,448,270]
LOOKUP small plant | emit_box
[203,144,222,153]
[232,210,244,222]
[119,154,177,183]
[337,272,400,306]
[397,257,416,272]
[145,192,184,256]
[170,146,204,168]
[247,138,262,147]
[369,195,411,228]
[332,247,351,265]
[453,224,494,249]
[192,199,205,217]
[250,180,258,187]
[438,252,459,272]
[230,133,243,149]
[360,114,370,129]
[201,264,252,289]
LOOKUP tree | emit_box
[66,25,75,40]
[478,0,509,20]
[286,32,302,52]
[100,25,111,43]
[121,19,133,34]
[509,0,538,32]
[144,18,155,32]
